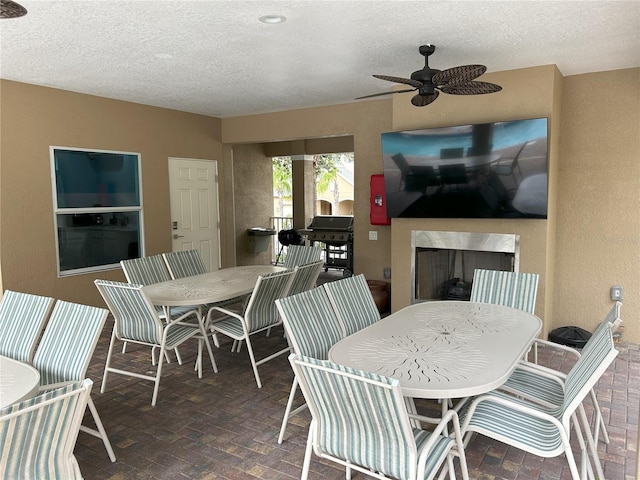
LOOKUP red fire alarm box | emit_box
[370,174,391,225]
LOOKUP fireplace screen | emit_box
[415,248,514,301]
[411,231,519,303]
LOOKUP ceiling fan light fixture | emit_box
[258,15,286,24]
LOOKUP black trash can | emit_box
[548,326,592,349]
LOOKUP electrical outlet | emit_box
[368,231,378,241]
[383,267,391,279]
[610,286,623,301]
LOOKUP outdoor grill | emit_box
[307,216,354,276]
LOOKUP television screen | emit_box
[381,118,548,219]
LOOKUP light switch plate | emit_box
[368,231,378,241]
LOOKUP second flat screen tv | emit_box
[381,118,548,219]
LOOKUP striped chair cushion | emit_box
[0,380,91,479]
[94,280,165,345]
[288,260,324,296]
[283,245,322,268]
[32,301,108,385]
[295,355,452,480]
[243,270,295,332]
[276,287,344,358]
[162,250,207,279]
[323,274,381,335]
[470,269,539,313]
[121,254,172,285]
[0,290,54,363]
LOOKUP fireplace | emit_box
[411,231,520,303]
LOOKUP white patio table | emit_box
[329,301,542,402]
[141,265,286,310]
[0,355,40,408]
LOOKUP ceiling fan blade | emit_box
[373,75,423,88]
[439,81,502,95]
[355,88,416,100]
[411,91,439,106]
[432,65,487,86]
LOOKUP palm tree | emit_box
[272,156,292,217]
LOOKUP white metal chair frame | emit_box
[290,354,469,480]
[0,379,93,480]
[275,286,345,444]
[499,301,622,450]
[207,269,296,388]
[461,317,620,480]
[32,300,116,463]
[95,279,217,406]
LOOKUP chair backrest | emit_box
[121,254,172,285]
[470,268,539,313]
[283,244,322,269]
[0,379,92,479]
[323,274,381,336]
[289,354,418,480]
[244,270,296,332]
[32,300,109,386]
[162,250,207,279]
[0,290,55,363]
[561,309,619,423]
[276,286,345,359]
[288,260,324,296]
[94,279,164,345]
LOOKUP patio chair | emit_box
[283,244,322,269]
[122,254,194,359]
[121,254,172,285]
[499,301,622,448]
[470,268,539,313]
[470,268,540,361]
[0,379,93,480]
[0,289,55,363]
[461,311,619,480]
[162,249,207,279]
[287,259,324,296]
[32,300,116,462]
[275,286,345,443]
[323,273,381,335]
[207,269,296,388]
[95,279,217,406]
[289,354,469,480]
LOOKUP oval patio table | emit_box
[0,355,41,408]
[329,301,542,401]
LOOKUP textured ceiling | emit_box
[1,1,638,118]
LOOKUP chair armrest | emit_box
[533,338,581,359]
[516,360,568,381]
[462,393,565,436]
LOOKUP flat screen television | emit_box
[381,117,548,219]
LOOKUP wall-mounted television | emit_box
[381,117,549,219]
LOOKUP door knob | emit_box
[173,234,185,239]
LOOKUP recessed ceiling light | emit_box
[259,15,286,24]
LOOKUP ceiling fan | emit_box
[0,0,27,19]
[356,44,502,106]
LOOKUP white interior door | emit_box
[168,158,221,272]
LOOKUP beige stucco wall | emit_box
[0,80,225,306]
[232,143,276,266]
[554,68,640,339]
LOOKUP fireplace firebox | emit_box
[411,231,520,303]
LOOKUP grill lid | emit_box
[308,216,354,231]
